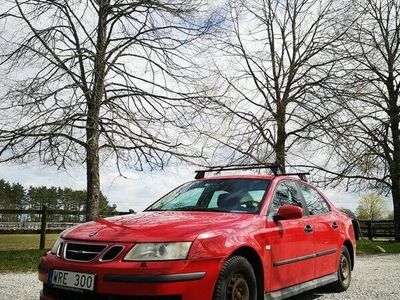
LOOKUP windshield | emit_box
[146,179,271,214]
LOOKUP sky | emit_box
[0,162,394,214]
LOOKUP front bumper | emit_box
[38,252,222,300]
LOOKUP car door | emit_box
[298,183,340,278]
[265,180,316,291]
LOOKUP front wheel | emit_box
[212,256,257,300]
[329,246,351,292]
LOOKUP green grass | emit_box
[0,234,59,272]
[0,249,49,272]
[357,239,400,255]
[0,234,59,251]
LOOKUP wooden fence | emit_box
[0,207,133,249]
[358,220,395,240]
[0,221,78,231]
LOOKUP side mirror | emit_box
[273,205,303,221]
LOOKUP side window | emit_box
[299,184,330,215]
[270,181,303,213]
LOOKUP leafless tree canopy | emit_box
[0,0,219,219]
[314,0,400,188]
[207,0,344,171]
[319,0,400,240]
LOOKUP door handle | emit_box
[304,224,313,233]
[332,222,339,229]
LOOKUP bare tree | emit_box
[320,0,400,240]
[0,0,217,220]
[206,0,345,172]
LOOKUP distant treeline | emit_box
[0,179,116,222]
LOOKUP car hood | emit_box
[62,211,258,243]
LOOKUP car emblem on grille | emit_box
[88,231,98,237]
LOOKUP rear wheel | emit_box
[329,246,351,292]
[213,256,257,300]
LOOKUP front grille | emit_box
[101,246,124,261]
[65,242,107,261]
[43,284,182,300]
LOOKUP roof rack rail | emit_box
[194,164,310,181]
[282,172,310,182]
[195,164,282,179]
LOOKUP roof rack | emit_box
[194,164,310,181]
[282,172,310,182]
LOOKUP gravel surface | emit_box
[1,254,399,300]
[0,272,41,300]
[290,254,400,299]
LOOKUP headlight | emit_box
[50,237,63,255]
[124,242,192,261]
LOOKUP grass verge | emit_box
[357,239,400,255]
[0,234,59,251]
[0,234,58,272]
[0,249,48,272]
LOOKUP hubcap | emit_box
[339,254,350,286]
[227,274,250,300]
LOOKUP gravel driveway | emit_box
[290,254,400,299]
[1,254,399,300]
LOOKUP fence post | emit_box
[39,205,47,250]
[367,221,373,240]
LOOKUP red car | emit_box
[38,166,355,300]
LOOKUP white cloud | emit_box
[99,166,194,212]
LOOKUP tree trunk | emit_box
[390,123,400,241]
[392,184,400,242]
[275,106,286,173]
[85,1,108,221]
[390,158,400,241]
[388,72,400,240]
[86,130,100,221]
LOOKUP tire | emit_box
[329,246,352,292]
[212,256,257,300]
